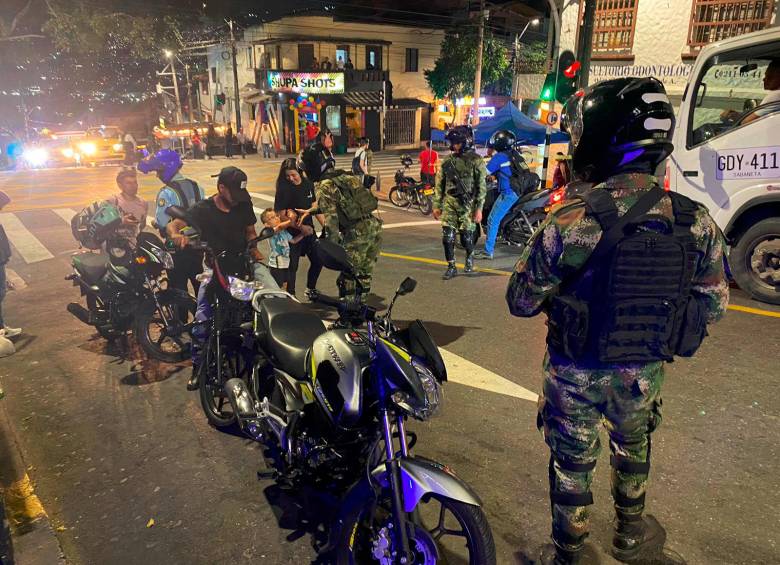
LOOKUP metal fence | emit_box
[385,109,416,146]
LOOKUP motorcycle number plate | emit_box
[423,189,434,195]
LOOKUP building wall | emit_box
[560,0,779,100]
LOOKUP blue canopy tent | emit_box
[472,103,569,146]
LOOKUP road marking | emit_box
[0,213,53,263]
[253,206,264,217]
[441,349,538,402]
[52,208,77,224]
[382,221,441,230]
[249,191,275,202]
[5,268,27,290]
[727,304,780,319]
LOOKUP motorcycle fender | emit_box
[371,456,483,512]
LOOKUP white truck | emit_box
[667,27,780,304]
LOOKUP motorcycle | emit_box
[388,155,435,216]
[223,239,496,564]
[66,231,195,362]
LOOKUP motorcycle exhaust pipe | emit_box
[223,379,289,449]
[224,378,258,421]
[67,302,92,325]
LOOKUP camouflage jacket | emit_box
[506,173,729,322]
[315,170,378,238]
[433,150,488,212]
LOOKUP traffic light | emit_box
[539,50,581,104]
[215,93,226,107]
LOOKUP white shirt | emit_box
[760,90,780,106]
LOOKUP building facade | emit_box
[559,0,778,105]
[206,15,444,152]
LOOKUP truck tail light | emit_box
[663,161,671,191]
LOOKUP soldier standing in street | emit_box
[506,78,729,565]
[432,125,487,280]
[299,129,382,302]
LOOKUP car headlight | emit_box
[23,148,48,166]
[79,142,97,155]
[392,360,442,421]
[62,147,74,158]
[228,276,263,301]
[112,143,123,152]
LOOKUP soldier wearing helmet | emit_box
[506,78,729,565]
[432,125,487,279]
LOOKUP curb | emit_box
[0,400,65,565]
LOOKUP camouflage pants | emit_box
[440,195,476,233]
[537,352,664,552]
[340,216,382,297]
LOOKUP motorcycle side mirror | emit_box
[397,277,417,296]
[315,239,354,274]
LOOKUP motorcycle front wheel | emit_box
[335,490,496,565]
[199,333,252,428]
[389,187,411,208]
[134,290,195,363]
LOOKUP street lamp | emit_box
[511,18,541,104]
[518,18,540,42]
[164,49,173,58]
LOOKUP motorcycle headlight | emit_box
[391,360,442,421]
[147,245,175,270]
[228,276,263,301]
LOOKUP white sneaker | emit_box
[0,327,22,338]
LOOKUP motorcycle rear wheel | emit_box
[389,187,411,208]
[419,196,434,216]
[134,290,195,363]
[335,489,496,565]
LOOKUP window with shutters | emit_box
[405,48,419,72]
[688,0,775,49]
[580,0,640,59]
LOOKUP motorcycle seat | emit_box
[516,188,551,206]
[72,253,109,284]
[259,298,326,379]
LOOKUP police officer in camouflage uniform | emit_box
[433,125,487,280]
[300,129,382,301]
[506,78,730,565]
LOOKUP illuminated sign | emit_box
[456,96,487,106]
[478,107,495,118]
[267,72,344,94]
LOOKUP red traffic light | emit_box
[563,61,581,79]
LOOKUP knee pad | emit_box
[459,230,475,252]
[442,226,456,243]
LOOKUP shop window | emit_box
[405,48,419,72]
[688,0,775,49]
[336,46,349,68]
[326,105,341,136]
[580,0,639,57]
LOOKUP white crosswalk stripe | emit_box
[53,208,77,224]
[0,213,54,263]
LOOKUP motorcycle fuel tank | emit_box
[309,329,371,429]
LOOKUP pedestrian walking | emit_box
[418,140,438,186]
[274,158,323,298]
[206,123,217,160]
[237,127,247,159]
[351,137,370,183]
[506,77,730,565]
[225,124,234,159]
[0,191,21,344]
[432,125,486,280]
[260,123,274,159]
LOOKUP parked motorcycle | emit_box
[388,155,435,216]
[475,179,556,248]
[66,231,195,362]
[224,239,496,564]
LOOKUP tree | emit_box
[425,26,511,99]
[515,40,547,74]
[0,0,43,43]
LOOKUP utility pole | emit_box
[170,55,182,124]
[540,0,562,188]
[471,0,487,126]
[184,63,195,123]
[577,0,597,89]
[228,19,241,130]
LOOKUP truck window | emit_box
[688,47,780,148]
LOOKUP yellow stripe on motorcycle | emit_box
[300,382,315,404]
[380,337,411,362]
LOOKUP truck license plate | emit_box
[715,146,780,180]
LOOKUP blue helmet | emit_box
[137,149,182,183]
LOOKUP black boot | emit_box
[540,542,602,565]
[613,515,685,564]
[464,253,474,273]
[442,262,457,280]
[187,365,200,391]
[460,230,475,273]
[442,227,457,280]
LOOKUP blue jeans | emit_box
[484,192,519,255]
[262,143,272,158]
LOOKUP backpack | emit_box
[546,186,708,364]
[154,179,203,235]
[351,149,366,175]
[506,150,540,195]
[71,201,122,250]
[331,174,378,227]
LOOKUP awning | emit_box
[341,91,384,110]
[387,98,429,109]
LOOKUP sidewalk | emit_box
[0,399,64,565]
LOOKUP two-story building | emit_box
[559,0,778,106]
[206,14,445,153]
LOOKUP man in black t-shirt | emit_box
[167,166,278,390]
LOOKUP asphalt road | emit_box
[0,155,779,565]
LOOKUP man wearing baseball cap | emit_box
[166,166,279,390]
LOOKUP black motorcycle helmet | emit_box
[445,125,474,153]
[488,129,516,152]
[561,77,675,184]
[299,135,336,182]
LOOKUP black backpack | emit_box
[506,150,540,195]
[546,186,709,364]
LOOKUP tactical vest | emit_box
[331,174,378,229]
[546,186,709,366]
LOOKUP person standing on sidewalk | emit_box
[206,123,217,160]
[236,127,248,159]
[260,123,274,159]
[419,141,438,187]
[224,124,234,159]
[0,191,21,341]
